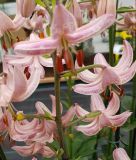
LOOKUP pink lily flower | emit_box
[0,64,30,106]
[35,95,75,133]
[73,40,136,95]
[14,3,115,55]
[24,5,50,32]
[75,92,132,136]
[113,148,130,160]
[12,143,55,158]
[0,0,35,37]
[117,12,136,35]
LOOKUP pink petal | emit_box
[91,94,105,111]
[66,14,115,44]
[105,92,120,116]
[5,55,33,66]
[62,106,75,126]
[14,37,59,55]
[69,0,82,27]
[118,61,136,85]
[51,4,77,39]
[50,95,63,117]
[75,61,102,83]
[102,67,121,89]
[20,0,35,18]
[39,145,55,158]
[114,40,133,73]
[75,119,101,136]
[75,103,91,122]
[39,56,53,67]
[15,67,41,101]
[0,11,15,37]
[94,53,110,73]
[97,0,107,16]
[108,111,132,127]
[73,75,104,95]
[12,144,35,157]
[12,67,28,101]
[35,101,52,115]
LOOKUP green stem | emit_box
[67,76,73,159]
[129,36,136,160]
[0,146,7,160]
[61,64,105,77]
[52,53,69,160]
[109,26,115,65]
[66,111,101,127]
[117,9,136,13]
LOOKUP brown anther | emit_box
[56,54,64,73]
[101,91,113,101]
[111,126,117,132]
[24,67,31,79]
[3,116,8,126]
[63,49,75,71]
[38,32,45,39]
[76,50,84,67]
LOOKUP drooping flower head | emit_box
[75,92,132,136]
[73,40,136,95]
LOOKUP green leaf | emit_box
[52,0,56,11]
[35,0,45,7]
[122,119,136,132]
[121,95,132,110]
[72,132,97,158]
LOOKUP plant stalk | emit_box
[129,36,136,160]
[52,52,69,160]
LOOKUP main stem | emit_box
[52,53,68,160]
[129,37,136,160]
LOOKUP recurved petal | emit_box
[94,53,110,73]
[105,92,120,116]
[75,104,90,122]
[12,67,27,101]
[35,101,52,115]
[66,14,115,44]
[14,67,41,101]
[14,37,59,55]
[39,56,53,67]
[75,61,102,83]
[114,40,133,73]
[62,106,75,126]
[50,95,63,117]
[108,111,132,127]
[0,11,15,37]
[91,94,105,111]
[51,4,77,38]
[21,0,35,18]
[73,76,104,95]
[97,0,107,16]
[5,55,33,66]
[118,61,136,85]
[39,145,55,158]
[75,119,100,136]
[12,143,41,157]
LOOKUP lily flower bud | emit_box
[113,148,130,160]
